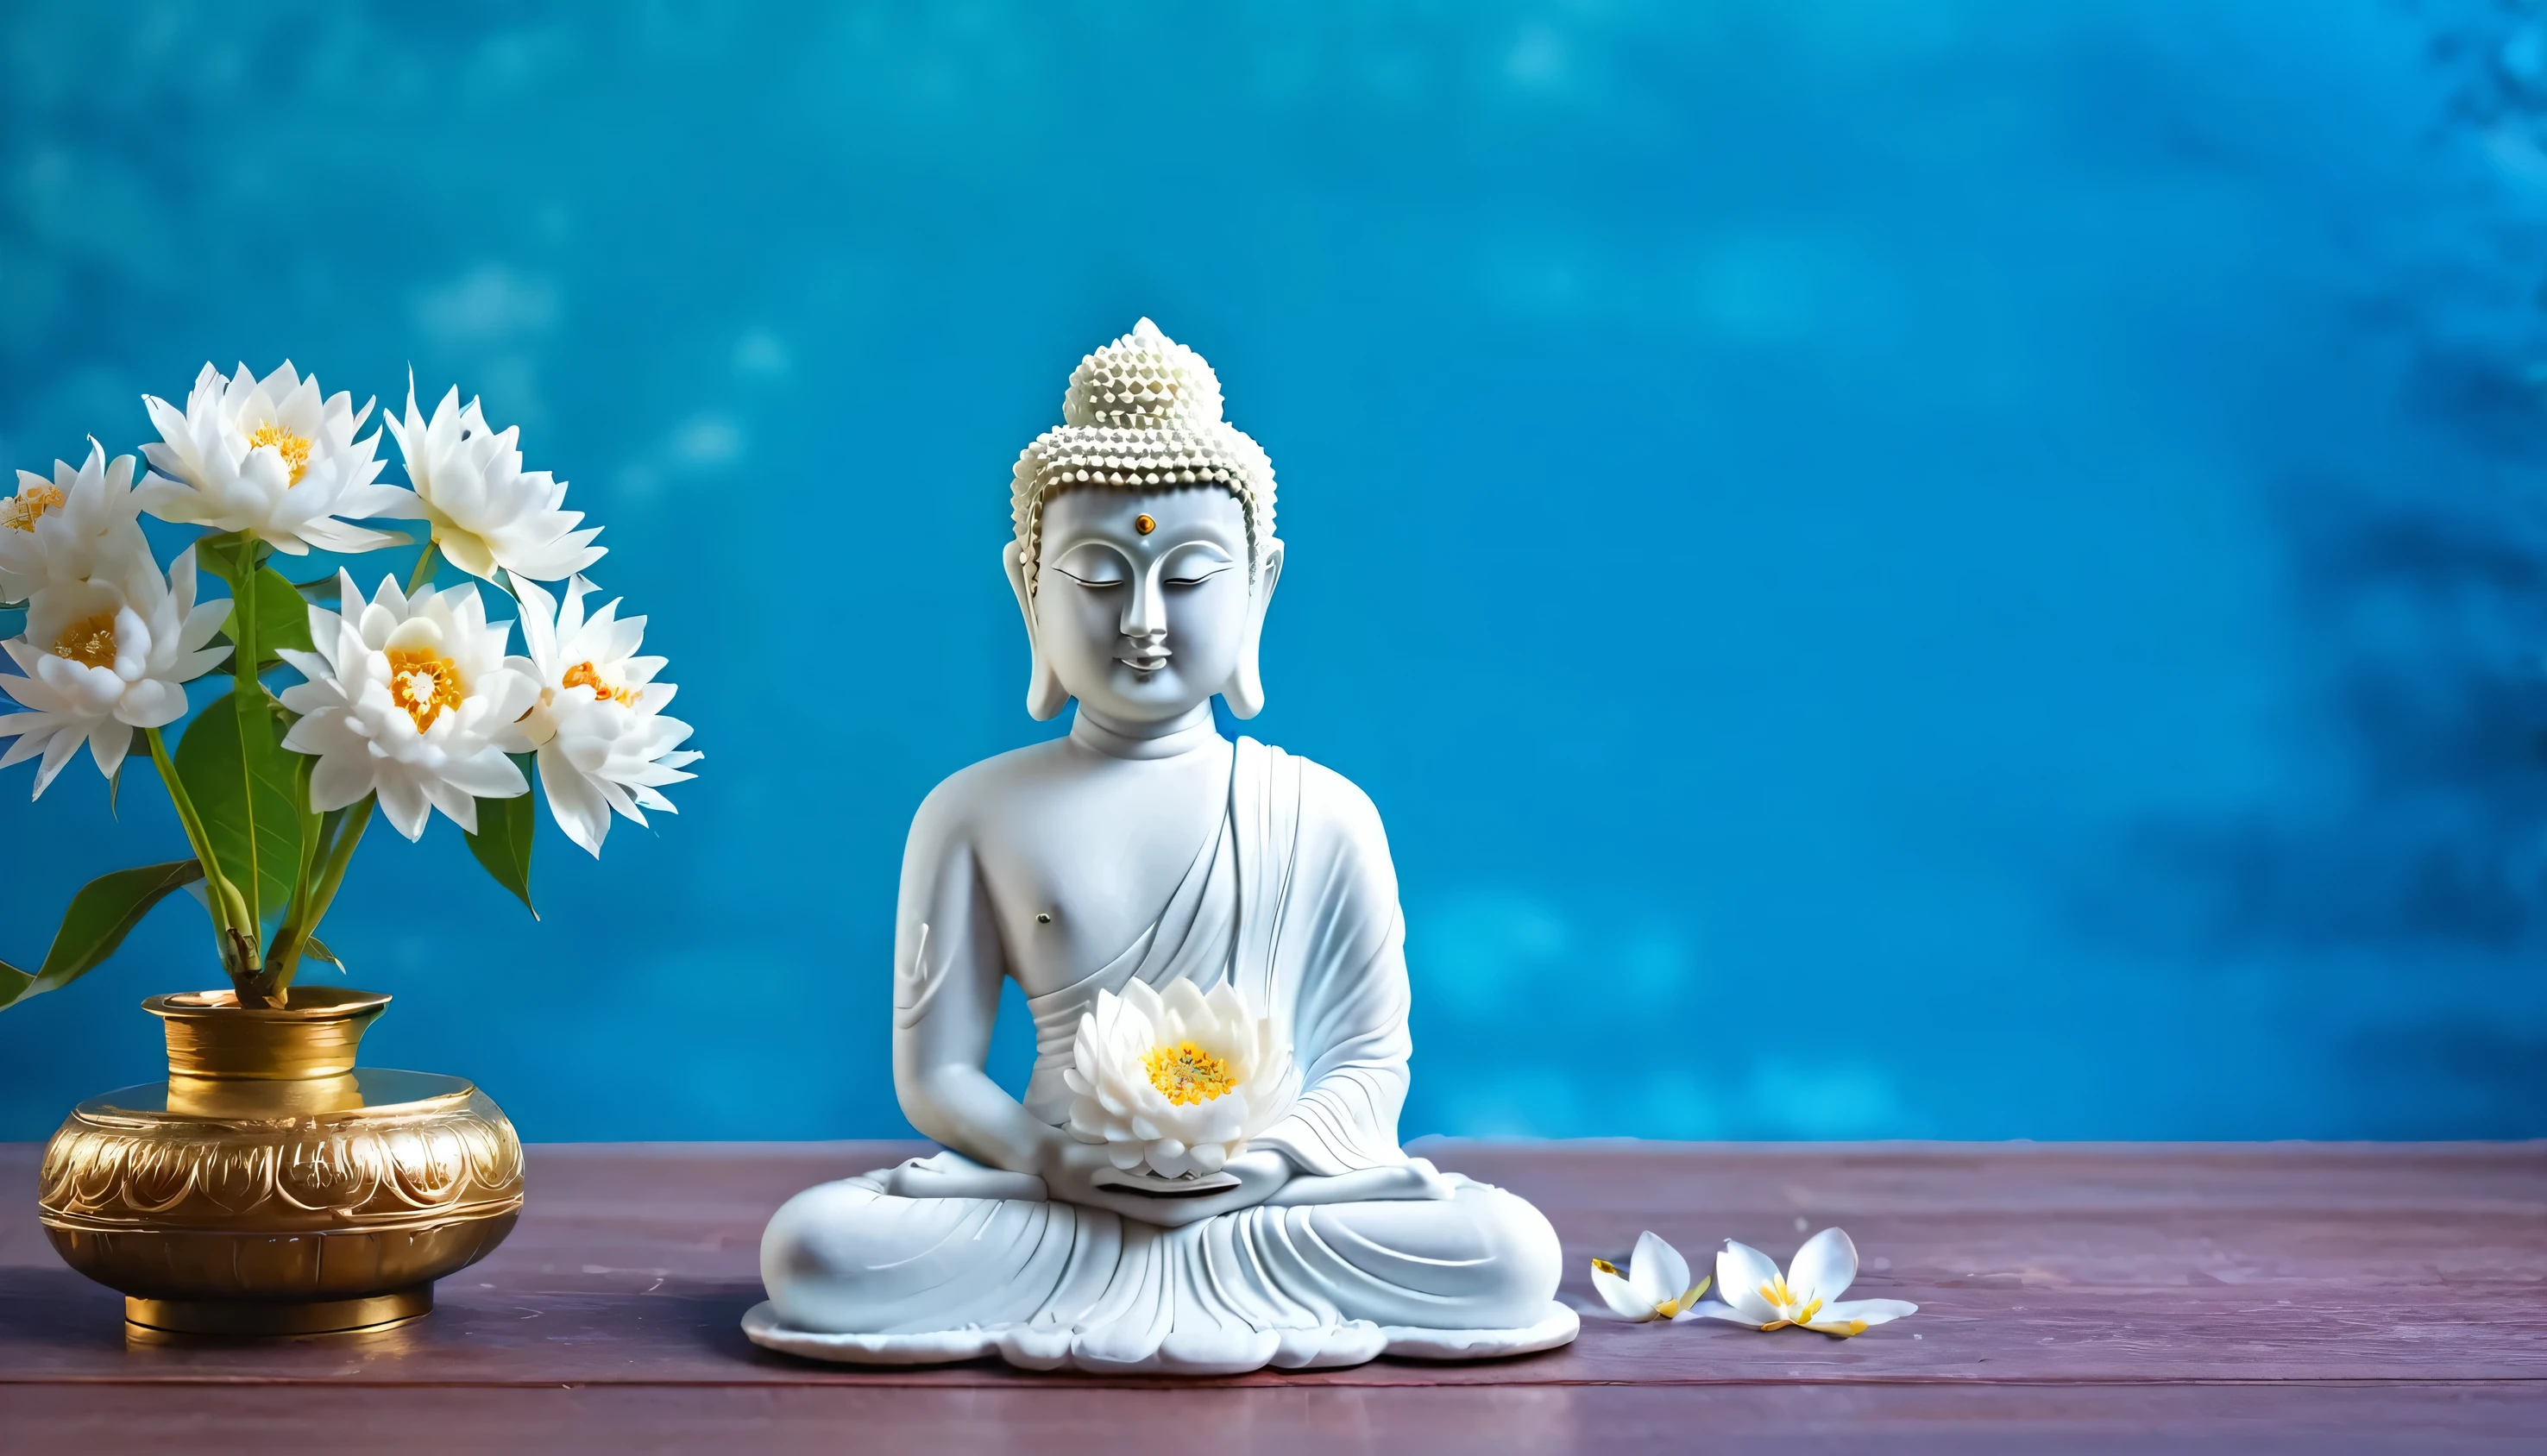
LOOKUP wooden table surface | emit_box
[1,1139,2541,1453]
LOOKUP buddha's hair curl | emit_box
[1010,318,1276,593]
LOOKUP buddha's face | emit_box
[1032,486,1259,727]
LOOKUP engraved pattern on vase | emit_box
[38,1089,524,1233]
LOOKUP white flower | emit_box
[135,362,405,555]
[276,570,538,840]
[506,573,699,857]
[0,548,231,795]
[382,382,601,583]
[1064,978,1298,1180]
[0,442,149,602]
[1685,1227,1918,1338]
[1590,1231,1713,1321]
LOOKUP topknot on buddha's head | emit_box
[1012,318,1276,593]
[1062,318,1225,431]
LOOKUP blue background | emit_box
[3,1,2544,1142]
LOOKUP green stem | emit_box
[263,804,342,996]
[262,796,373,1000]
[145,726,258,991]
[406,540,440,595]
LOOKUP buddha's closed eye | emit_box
[1048,542,1237,589]
[1161,543,1236,587]
[1051,543,1129,587]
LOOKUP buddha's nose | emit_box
[1121,570,1168,641]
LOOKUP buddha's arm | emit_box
[889,806,1054,1178]
[1247,769,1417,1177]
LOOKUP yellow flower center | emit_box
[563,659,637,707]
[247,421,314,486]
[53,612,119,668]
[384,647,462,731]
[1755,1273,1847,1333]
[1143,1040,1236,1105]
[2,483,64,531]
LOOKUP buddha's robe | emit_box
[744,738,1575,1374]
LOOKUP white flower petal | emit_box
[307,748,377,813]
[1590,1263,1656,1321]
[1627,1231,1690,1311]
[1787,1227,1858,1306]
[1818,1297,1917,1328]
[113,678,186,728]
[538,741,613,856]
[85,719,132,777]
[421,775,479,834]
[1715,1241,1783,1323]
[374,774,432,840]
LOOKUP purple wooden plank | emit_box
[4,1380,2544,1454]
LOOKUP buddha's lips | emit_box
[1117,640,1171,672]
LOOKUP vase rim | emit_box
[146,987,392,1022]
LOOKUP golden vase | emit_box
[35,987,523,1336]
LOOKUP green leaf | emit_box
[304,936,349,976]
[0,860,204,1012]
[465,759,538,919]
[249,565,315,657]
[195,540,311,680]
[174,689,305,925]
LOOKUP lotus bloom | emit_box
[0,548,231,794]
[1064,978,1298,1180]
[0,442,150,603]
[506,573,700,856]
[382,381,601,583]
[277,570,538,840]
[136,362,405,555]
[1590,1231,1712,1322]
[1685,1227,1917,1338]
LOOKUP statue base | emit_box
[740,1298,1579,1375]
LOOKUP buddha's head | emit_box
[1004,319,1282,727]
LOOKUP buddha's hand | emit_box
[1101,1148,1294,1228]
[1262,1157,1456,1208]
[1036,1141,1295,1227]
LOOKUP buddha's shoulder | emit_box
[1254,741,1390,844]
[909,738,1077,833]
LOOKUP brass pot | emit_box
[35,987,523,1336]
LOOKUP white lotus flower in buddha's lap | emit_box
[1064,979,1297,1180]
[135,362,403,555]
[277,571,538,840]
[506,572,699,857]
[0,442,149,602]
[1684,1227,1918,1338]
[1590,1231,1713,1322]
[0,548,231,795]
[382,382,601,583]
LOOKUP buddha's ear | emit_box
[1222,537,1282,720]
[1005,543,1069,721]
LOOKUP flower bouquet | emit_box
[0,361,698,1011]
[5,361,699,1337]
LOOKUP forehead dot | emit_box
[1134,513,1156,535]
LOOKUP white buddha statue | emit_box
[744,320,1575,1374]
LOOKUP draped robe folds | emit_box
[743,738,1576,1374]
